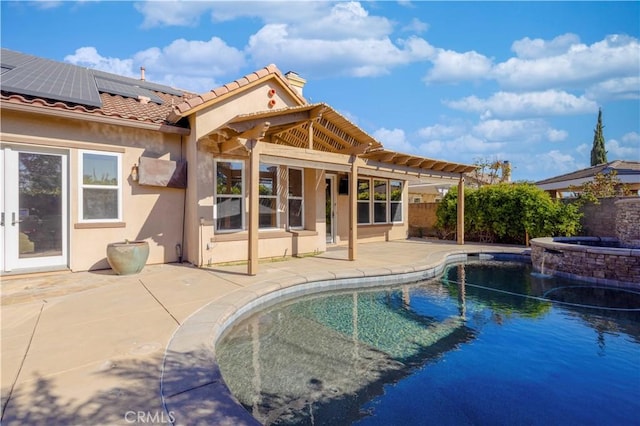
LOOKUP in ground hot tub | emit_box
[530,237,640,288]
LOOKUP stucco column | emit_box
[248,139,260,275]
[349,156,359,260]
[457,174,465,245]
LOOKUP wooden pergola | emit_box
[198,103,476,275]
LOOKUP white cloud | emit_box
[576,143,590,155]
[607,134,640,160]
[402,18,429,34]
[493,34,640,90]
[622,131,640,143]
[473,119,566,143]
[417,123,465,140]
[511,33,581,59]
[424,49,492,83]
[133,37,245,78]
[135,1,212,27]
[65,47,136,78]
[64,38,245,93]
[523,150,584,181]
[607,139,639,159]
[585,76,640,101]
[373,128,415,153]
[547,128,569,142]
[445,90,597,118]
[417,134,505,159]
[247,25,433,77]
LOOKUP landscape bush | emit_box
[435,183,581,244]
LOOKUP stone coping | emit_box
[532,237,640,257]
[160,249,528,425]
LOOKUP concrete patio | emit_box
[1,239,526,425]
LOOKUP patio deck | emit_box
[1,239,527,425]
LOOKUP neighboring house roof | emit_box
[1,48,193,129]
[536,160,640,191]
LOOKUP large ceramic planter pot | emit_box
[106,240,150,275]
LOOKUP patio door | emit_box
[1,146,68,272]
[325,175,336,244]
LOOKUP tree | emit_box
[471,157,512,186]
[590,108,607,166]
[569,170,630,204]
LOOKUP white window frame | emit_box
[373,179,388,224]
[214,159,245,233]
[357,178,371,225]
[78,150,122,222]
[390,179,403,224]
[287,167,304,230]
[259,162,279,229]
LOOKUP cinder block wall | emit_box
[408,203,439,237]
[616,198,640,247]
[579,198,618,237]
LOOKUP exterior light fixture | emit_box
[131,164,139,182]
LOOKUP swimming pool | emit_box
[216,261,640,425]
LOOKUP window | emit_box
[390,180,403,222]
[79,151,121,221]
[215,160,244,231]
[356,177,404,225]
[357,178,370,224]
[288,168,304,229]
[259,163,278,229]
[373,179,387,223]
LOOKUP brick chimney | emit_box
[284,71,306,96]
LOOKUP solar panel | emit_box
[1,52,102,107]
[0,49,38,68]
[92,69,184,96]
[1,48,186,108]
[95,76,165,104]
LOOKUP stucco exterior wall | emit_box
[2,109,185,272]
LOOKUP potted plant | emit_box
[106,239,150,275]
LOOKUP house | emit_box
[1,48,475,276]
[536,160,640,198]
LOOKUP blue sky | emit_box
[2,1,639,182]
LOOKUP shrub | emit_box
[436,183,582,245]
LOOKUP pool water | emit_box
[216,261,640,425]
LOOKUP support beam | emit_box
[339,142,371,156]
[349,156,361,260]
[248,139,261,275]
[457,174,465,245]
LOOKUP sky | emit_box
[1,1,639,182]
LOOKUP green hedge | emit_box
[436,183,581,244]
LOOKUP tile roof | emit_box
[168,64,307,122]
[535,160,640,185]
[1,48,194,128]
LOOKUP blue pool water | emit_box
[216,261,640,425]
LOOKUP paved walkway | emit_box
[1,239,527,425]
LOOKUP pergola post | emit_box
[457,174,465,245]
[348,156,359,260]
[248,139,260,275]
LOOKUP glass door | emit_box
[325,175,336,244]
[2,146,68,272]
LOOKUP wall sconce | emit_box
[131,164,139,182]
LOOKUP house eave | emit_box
[1,99,191,135]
